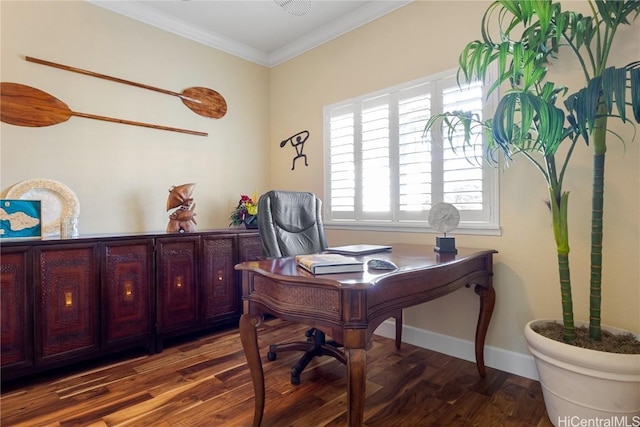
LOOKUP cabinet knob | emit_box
[175,276,183,288]
[217,271,223,281]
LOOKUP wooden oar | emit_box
[0,82,207,136]
[25,56,227,119]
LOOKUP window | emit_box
[323,68,499,234]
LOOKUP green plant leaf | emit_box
[630,63,640,122]
[601,66,627,120]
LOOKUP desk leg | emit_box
[240,314,265,427]
[474,284,496,377]
[346,347,366,427]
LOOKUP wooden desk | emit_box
[236,244,497,426]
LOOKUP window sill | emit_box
[324,221,502,236]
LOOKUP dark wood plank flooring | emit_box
[1,318,554,426]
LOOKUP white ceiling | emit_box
[88,1,412,67]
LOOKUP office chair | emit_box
[257,190,402,385]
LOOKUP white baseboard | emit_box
[374,319,539,381]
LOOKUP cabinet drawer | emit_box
[202,236,237,323]
[1,248,32,370]
[156,237,199,332]
[238,233,263,262]
[102,240,154,347]
[35,245,99,365]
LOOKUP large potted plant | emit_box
[423,0,640,423]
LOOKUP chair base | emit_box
[267,312,402,385]
[268,329,346,385]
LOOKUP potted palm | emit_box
[423,0,640,423]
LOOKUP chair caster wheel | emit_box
[291,374,300,385]
[267,351,277,361]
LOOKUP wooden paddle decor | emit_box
[0,83,208,136]
[25,56,227,119]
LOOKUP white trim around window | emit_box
[323,68,500,235]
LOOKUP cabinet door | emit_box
[1,247,33,371]
[238,233,263,262]
[34,244,99,366]
[102,240,154,349]
[201,235,237,324]
[156,237,199,332]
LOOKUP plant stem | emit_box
[548,167,575,343]
[589,111,608,341]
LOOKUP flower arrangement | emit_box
[229,193,258,227]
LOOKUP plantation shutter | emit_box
[325,69,496,228]
[327,105,356,220]
[360,95,391,220]
[439,76,488,222]
[397,82,431,221]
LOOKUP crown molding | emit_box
[87,1,270,66]
[87,1,411,68]
[269,1,411,66]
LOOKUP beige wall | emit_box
[1,1,638,363]
[1,1,270,234]
[269,1,640,356]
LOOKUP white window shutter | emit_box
[324,67,499,232]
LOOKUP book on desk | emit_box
[295,253,364,274]
[325,244,392,256]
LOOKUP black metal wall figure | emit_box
[280,130,309,170]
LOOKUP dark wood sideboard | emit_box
[0,230,263,381]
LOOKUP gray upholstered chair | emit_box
[257,190,402,385]
[257,190,327,258]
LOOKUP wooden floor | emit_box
[1,318,554,427]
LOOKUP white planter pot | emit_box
[524,319,640,426]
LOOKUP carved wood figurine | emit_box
[166,183,197,233]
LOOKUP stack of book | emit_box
[295,253,364,274]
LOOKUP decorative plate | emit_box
[428,202,460,234]
[6,179,80,236]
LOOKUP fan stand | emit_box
[434,233,457,254]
